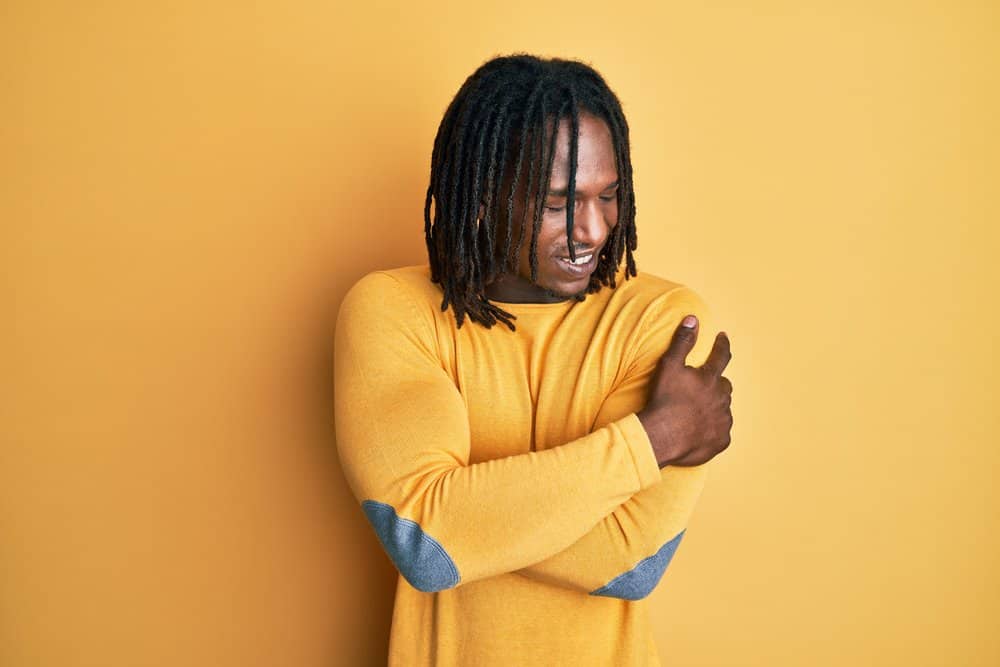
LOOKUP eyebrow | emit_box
[547,180,620,198]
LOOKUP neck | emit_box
[484,273,575,304]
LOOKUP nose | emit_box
[570,199,609,251]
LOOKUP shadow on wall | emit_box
[311,51,450,659]
[316,141,430,663]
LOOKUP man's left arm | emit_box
[514,286,721,600]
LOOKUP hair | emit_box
[424,54,638,331]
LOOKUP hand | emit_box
[636,315,734,467]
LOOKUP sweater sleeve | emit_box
[514,286,716,600]
[333,271,663,593]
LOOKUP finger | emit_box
[719,376,733,394]
[662,314,699,368]
[701,332,732,378]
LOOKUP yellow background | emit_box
[3,1,997,665]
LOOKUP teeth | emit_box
[562,254,592,266]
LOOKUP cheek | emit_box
[515,225,559,276]
[608,200,621,226]
[536,228,567,265]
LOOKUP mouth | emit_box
[554,249,598,277]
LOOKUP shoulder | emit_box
[597,269,715,370]
[603,270,715,370]
[337,264,442,340]
[600,269,710,325]
[335,266,446,371]
[341,265,440,311]
[342,264,431,300]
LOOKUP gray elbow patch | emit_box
[361,500,460,593]
[590,529,686,601]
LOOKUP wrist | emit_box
[636,409,670,469]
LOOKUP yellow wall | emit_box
[3,1,997,665]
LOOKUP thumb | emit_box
[662,315,699,367]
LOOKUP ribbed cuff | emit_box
[617,412,662,490]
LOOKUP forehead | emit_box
[548,112,618,188]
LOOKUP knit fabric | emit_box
[334,264,714,666]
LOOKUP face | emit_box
[484,111,620,303]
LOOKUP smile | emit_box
[555,252,597,276]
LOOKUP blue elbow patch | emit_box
[590,530,686,601]
[361,500,460,593]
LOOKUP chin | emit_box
[540,278,590,301]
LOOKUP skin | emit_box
[638,316,734,468]
[483,111,620,304]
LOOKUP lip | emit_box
[554,250,598,277]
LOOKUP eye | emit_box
[544,205,565,213]
[599,195,617,202]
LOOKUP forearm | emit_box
[513,285,717,598]
[336,372,662,592]
[514,461,708,598]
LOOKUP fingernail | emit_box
[682,315,697,328]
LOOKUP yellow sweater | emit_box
[334,264,715,666]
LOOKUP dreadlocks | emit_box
[424,54,638,331]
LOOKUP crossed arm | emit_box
[333,271,713,599]
[512,317,712,598]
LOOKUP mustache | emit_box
[558,246,600,256]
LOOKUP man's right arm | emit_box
[514,287,734,599]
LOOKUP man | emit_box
[334,54,734,666]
